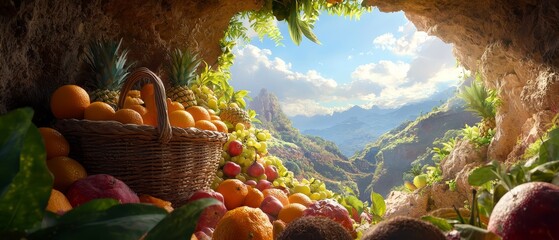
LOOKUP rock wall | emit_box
[0,0,263,124]
[364,0,559,162]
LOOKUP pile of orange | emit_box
[39,127,88,215]
[50,84,228,133]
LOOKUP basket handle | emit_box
[118,67,172,143]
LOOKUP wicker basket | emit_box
[55,67,228,207]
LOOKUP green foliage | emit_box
[29,200,168,240]
[0,108,52,236]
[461,124,495,147]
[458,74,498,120]
[468,128,559,218]
[432,138,456,162]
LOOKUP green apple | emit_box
[413,174,428,189]
[404,181,418,191]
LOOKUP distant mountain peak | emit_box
[250,88,295,133]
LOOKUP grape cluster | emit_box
[211,124,334,201]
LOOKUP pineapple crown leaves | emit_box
[85,38,134,91]
[458,76,498,120]
[165,49,202,87]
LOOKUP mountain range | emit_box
[290,87,458,157]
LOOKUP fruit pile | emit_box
[41,39,362,239]
[39,127,172,216]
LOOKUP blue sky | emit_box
[230,9,463,117]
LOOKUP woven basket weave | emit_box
[55,67,228,207]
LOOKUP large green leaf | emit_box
[29,201,168,240]
[0,108,34,195]
[538,128,559,164]
[468,165,497,186]
[0,109,52,235]
[145,198,220,240]
[421,215,453,232]
[57,198,120,225]
[370,191,386,217]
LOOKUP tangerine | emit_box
[278,203,306,224]
[166,98,185,113]
[213,206,273,240]
[243,186,264,208]
[123,96,144,109]
[169,110,195,128]
[84,101,115,121]
[186,106,211,121]
[139,194,174,213]
[128,104,148,116]
[288,193,313,207]
[46,189,73,215]
[263,188,289,206]
[216,179,248,210]
[50,85,90,119]
[195,120,218,131]
[212,120,228,133]
[46,156,87,191]
[38,127,70,160]
[211,115,221,120]
[114,109,144,125]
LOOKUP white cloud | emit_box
[230,22,462,116]
[373,22,431,56]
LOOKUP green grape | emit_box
[310,192,321,200]
[235,123,245,131]
[219,157,225,166]
[256,132,267,141]
[217,171,224,178]
[236,174,246,182]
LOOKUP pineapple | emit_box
[165,49,200,108]
[84,39,133,109]
[459,78,497,137]
[220,105,251,129]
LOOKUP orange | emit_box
[216,179,248,210]
[211,115,221,120]
[195,120,218,131]
[212,120,228,133]
[39,127,70,160]
[213,206,273,240]
[278,203,306,224]
[166,98,185,113]
[114,109,144,125]
[288,193,313,207]
[127,90,141,98]
[263,188,289,206]
[243,186,264,208]
[46,189,72,215]
[128,104,148,116]
[123,96,144,109]
[46,156,87,191]
[50,85,90,119]
[139,194,174,213]
[140,84,154,100]
[84,101,115,121]
[169,110,195,128]
[186,106,211,121]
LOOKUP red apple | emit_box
[245,180,257,187]
[260,196,283,216]
[187,189,225,203]
[256,179,272,191]
[265,165,279,181]
[247,161,265,177]
[187,190,227,232]
[222,161,241,178]
[66,174,139,207]
[227,140,243,157]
